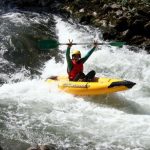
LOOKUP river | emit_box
[0,7,150,150]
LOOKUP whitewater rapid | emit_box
[0,15,150,150]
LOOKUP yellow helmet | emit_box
[72,50,81,56]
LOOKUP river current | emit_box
[0,9,150,150]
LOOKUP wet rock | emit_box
[27,147,38,150]
[79,8,84,13]
[27,144,56,150]
[92,11,97,17]
[116,10,123,16]
[115,17,129,32]
[95,19,108,27]
[129,35,146,45]
[110,3,121,10]
[137,8,150,18]
[102,4,112,13]
[79,15,93,25]
[103,29,117,41]
[129,19,145,35]
[40,145,52,150]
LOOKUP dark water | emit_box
[0,8,62,84]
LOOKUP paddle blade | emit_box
[37,39,59,49]
[110,42,126,47]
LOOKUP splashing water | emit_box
[1,15,150,150]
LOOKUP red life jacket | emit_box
[68,60,83,80]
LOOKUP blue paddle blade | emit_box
[37,39,59,49]
[110,42,126,47]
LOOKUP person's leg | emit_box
[85,70,96,81]
[73,72,85,81]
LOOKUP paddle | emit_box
[37,39,126,50]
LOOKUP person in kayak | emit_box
[66,40,98,81]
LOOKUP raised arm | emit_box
[80,41,98,63]
[66,40,73,72]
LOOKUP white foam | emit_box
[1,15,150,149]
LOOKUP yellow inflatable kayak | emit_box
[46,76,136,96]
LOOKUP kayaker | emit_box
[66,40,98,81]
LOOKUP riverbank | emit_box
[2,0,150,52]
[58,0,150,52]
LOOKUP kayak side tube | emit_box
[108,80,136,89]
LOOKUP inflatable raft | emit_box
[46,76,136,96]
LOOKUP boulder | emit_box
[137,8,150,18]
[27,144,56,150]
[79,15,93,25]
[110,3,121,10]
[115,17,129,32]
[129,19,145,35]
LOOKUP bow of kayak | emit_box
[46,76,136,96]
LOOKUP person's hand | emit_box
[67,39,73,48]
[93,40,98,48]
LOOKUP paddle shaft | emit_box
[58,43,105,45]
[37,39,126,49]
